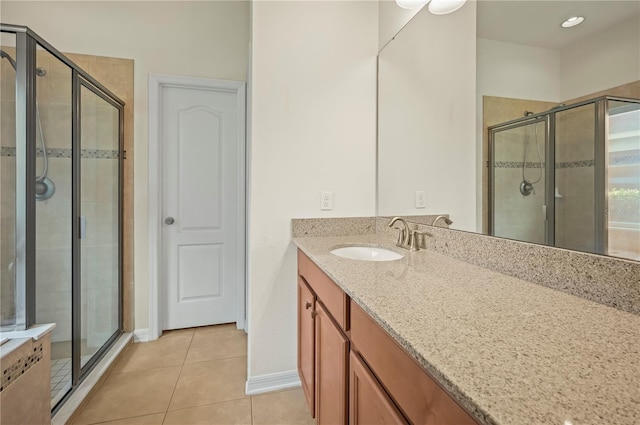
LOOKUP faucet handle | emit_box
[410,230,425,251]
[394,227,406,247]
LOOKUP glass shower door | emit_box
[490,117,548,245]
[607,99,640,260]
[554,103,597,254]
[33,43,74,407]
[78,80,121,369]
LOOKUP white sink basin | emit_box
[330,246,403,262]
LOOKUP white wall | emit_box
[476,39,561,103]
[249,1,377,378]
[1,1,250,331]
[560,15,640,101]
[378,0,423,50]
[377,2,477,231]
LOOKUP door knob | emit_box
[164,217,175,225]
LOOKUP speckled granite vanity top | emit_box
[293,234,640,425]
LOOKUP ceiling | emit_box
[477,0,640,50]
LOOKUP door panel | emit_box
[350,351,408,425]
[162,85,240,330]
[298,277,316,417]
[177,106,222,230]
[315,302,348,425]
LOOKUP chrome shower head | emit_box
[0,49,17,70]
[0,49,47,76]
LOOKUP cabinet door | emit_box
[315,302,349,425]
[298,277,316,418]
[350,351,408,425]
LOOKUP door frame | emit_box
[148,73,246,340]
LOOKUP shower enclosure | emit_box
[489,96,640,261]
[0,25,124,410]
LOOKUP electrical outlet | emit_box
[415,191,426,208]
[321,191,333,210]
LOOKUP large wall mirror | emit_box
[378,0,640,261]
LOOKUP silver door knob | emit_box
[164,217,175,225]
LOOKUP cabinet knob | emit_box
[164,217,175,225]
[305,302,312,310]
[311,311,317,318]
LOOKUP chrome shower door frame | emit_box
[1,23,125,412]
[488,114,552,245]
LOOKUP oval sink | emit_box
[330,246,403,262]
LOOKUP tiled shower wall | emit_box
[0,46,132,346]
[481,96,556,234]
[492,121,546,244]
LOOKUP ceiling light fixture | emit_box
[428,0,467,15]
[396,0,430,10]
[561,16,585,28]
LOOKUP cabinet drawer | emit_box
[298,250,348,331]
[350,301,477,425]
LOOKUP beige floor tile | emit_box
[251,388,315,425]
[95,413,166,424]
[112,329,193,373]
[185,328,247,364]
[168,357,248,411]
[163,398,252,425]
[73,366,181,425]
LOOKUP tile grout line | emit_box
[250,393,255,425]
[162,330,196,424]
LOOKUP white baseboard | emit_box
[245,370,301,395]
[133,328,150,343]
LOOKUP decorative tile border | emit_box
[1,342,43,392]
[556,159,595,169]
[494,156,639,169]
[494,160,598,169]
[494,161,546,169]
[0,147,119,159]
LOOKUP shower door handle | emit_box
[79,216,87,239]
[164,217,175,225]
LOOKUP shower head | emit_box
[0,50,17,70]
[0,49,47,76]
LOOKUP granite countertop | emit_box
[293,234,640,425]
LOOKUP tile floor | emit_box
[70,324,315,425]
[51,355,94,407]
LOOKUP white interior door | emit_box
[161,84,242,330]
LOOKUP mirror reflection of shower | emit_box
[0,49,54,201]
[519,111,542,196]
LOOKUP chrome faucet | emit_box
[387,217,425,251]
[432,215,453,226]
[387,217,410,248]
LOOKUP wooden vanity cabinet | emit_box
[315,302,349,425]
[298,277,316,417]
[350,301,476,425]
[350,350,408,425]
[297,249,477,425]
[298,250,349,425]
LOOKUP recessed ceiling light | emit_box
[396,0,429,10]
[561,16,585,28]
